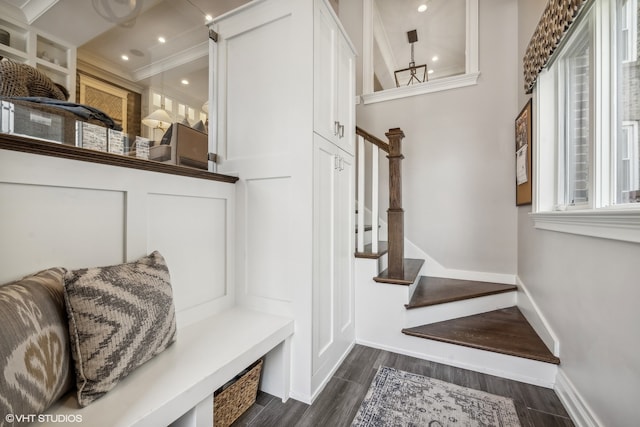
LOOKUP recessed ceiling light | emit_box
[418,4,427,12]
[121,54,129,61]
[428,69,434,74]
[158,36,166,44]
[432,55,439,62]
[205,14,213,22]
[181,79,189,85]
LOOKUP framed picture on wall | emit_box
[515,99,532,206]
[79,74,128,133]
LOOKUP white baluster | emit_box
[371,147,379,253]
[357,135,365,253]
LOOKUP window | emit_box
[533,0,640,242]
[618,121,639,202]
[361,0,479,104]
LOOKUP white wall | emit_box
[341,0,519,276]
[517,1,640,426]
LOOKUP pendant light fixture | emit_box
[394,29,428,87]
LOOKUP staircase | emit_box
[354,127,559,387]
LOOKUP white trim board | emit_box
[362,207,517,285]
[516,276,560,356]
[403,222,516,285]
[555,369,604,427]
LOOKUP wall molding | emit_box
[403,229,517,285]
[555,368,603,427]
[530,210,640,243]
[361,72,481,105]
[515,276,560,356]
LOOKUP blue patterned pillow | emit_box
[63,251,177,407]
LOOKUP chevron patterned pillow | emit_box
[63,251,177,407]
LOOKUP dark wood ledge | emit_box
[0,134,239,184]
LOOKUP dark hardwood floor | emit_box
[232,345,574,427]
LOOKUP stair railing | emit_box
[355,126,405,278]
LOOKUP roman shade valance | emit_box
[523,0,589,94]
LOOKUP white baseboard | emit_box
[310,341,356,403]
[515,276,560,356]
[403,236,516,285]
[289,341,356,405]
[555,369,603,427]
[369,212,516,285]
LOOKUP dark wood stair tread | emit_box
[355,225,380,233]
[374,258,424,285]
[355,241,388,259]
[406,277,517,309]
[402,307,560,365]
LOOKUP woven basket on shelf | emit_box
[0,59,67,99]
[213,359,262,427]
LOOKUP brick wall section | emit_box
[619,0,640,200]
[621,2,640,120]
[569,52,590,204]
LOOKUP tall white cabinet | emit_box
[313,134,354,382]
[212,0,356,403]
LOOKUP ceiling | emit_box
[1,0,464,99]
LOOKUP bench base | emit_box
[36,307,294,427]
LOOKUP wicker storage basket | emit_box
[213,359,262,427]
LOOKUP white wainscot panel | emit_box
[225,14,293,160]
[0,183,125,283]
[147,193,228,316]
[245,177,292,303]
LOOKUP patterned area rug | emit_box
[352,366,521,427]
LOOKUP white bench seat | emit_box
[36,307,294,427]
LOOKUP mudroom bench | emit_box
[37,307,294,427]
[1,146,295,426]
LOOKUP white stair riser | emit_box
[356,334,557,388]
[404,291,517,328]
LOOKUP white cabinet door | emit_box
[336,34,355,154]
[313,0,355,155]
[313,0,338,145]
[334,143,354,343]
[312,134,354,382]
